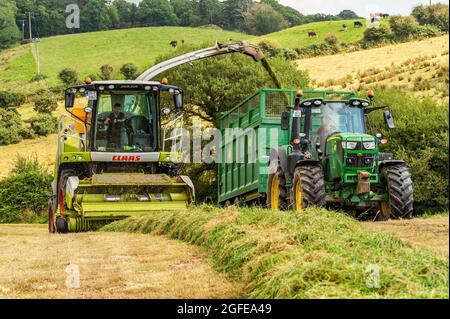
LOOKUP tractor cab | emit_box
[292,91,396,185]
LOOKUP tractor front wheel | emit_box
[379,164,414,220]
[266,165,288,210]
[290,165,326,211]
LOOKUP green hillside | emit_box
[0,20,385,93]
[0,26,251,91]
[254,19,369,48]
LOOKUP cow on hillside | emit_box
[308,31,318,38]
[170,40,178,48]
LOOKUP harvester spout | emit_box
[136,41,265,81]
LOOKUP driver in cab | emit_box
[104,103,126,146]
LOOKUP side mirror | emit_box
[65,92,75,109]
[174,92,183,109]
[384,110,395,129]
[281,111,290,130]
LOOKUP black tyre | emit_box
[224,200,231,208]
[56,217,69,233]
[290,165,326,211]
[266,164,288,210]
[233,197,240,207]
[379,164,414,220]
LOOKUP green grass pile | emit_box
[102,205,449,299]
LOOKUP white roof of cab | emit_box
[91,80,161,85]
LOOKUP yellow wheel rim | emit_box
[380,201,390,215]
[271,175,279,210]
[295,180,303,211]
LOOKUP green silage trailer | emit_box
[218,88,357,206]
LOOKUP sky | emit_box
[276,0,449,17]
[128,0,450,17]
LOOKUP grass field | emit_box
[0,20,374,93]
[254,19,368,49]
[0,26,251,92]
[0,224,240,298]
[297,35,449,101]
[103,206,449,299]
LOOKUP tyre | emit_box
[233,197,240,207]
[224,200,231,208]
[290,165,326,211]
[266,164,287,210]
[379,164,414,220]
[56,217,69,233]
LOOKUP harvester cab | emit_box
[49,79,192,233]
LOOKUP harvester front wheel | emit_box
[266,165,288,210]
[56,217,69,233]
[379,164,414,220]
[290,165,326,211]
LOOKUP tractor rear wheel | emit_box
[379,164,414,220]
[290,165,326,211]
[266,165,288,210]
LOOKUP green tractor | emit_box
[218,88,413,220]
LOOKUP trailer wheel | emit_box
[379,164,414,219]
[266,165,288,210]
[290,165,326,211]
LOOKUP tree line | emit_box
[1,0,361,49]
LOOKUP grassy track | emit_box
[0,224,240,298]
[102,206,449,299]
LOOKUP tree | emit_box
[412,4,449,32]
[337,10,360,20]
[58,68,79,86]
[261,0,304,27]
[79,0,112,32]
[113,0,138,28]
[324,34,339,45]
[100,64,114,80]
[120,63,138,80]
[221,0,252,30]
[244,3,287,35]
[170,0,195,26]
[0,0,21,49]
[138,0,179,26]
[363,24,393,43]
[389,15,419,39]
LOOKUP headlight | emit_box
[362,102,369,107]
[363,141,376,150]
[342,141,358,149]
[303,101,312,106]
[314,100,322,105]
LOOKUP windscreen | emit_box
[93,90,157,152]
[305,102,366,146]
